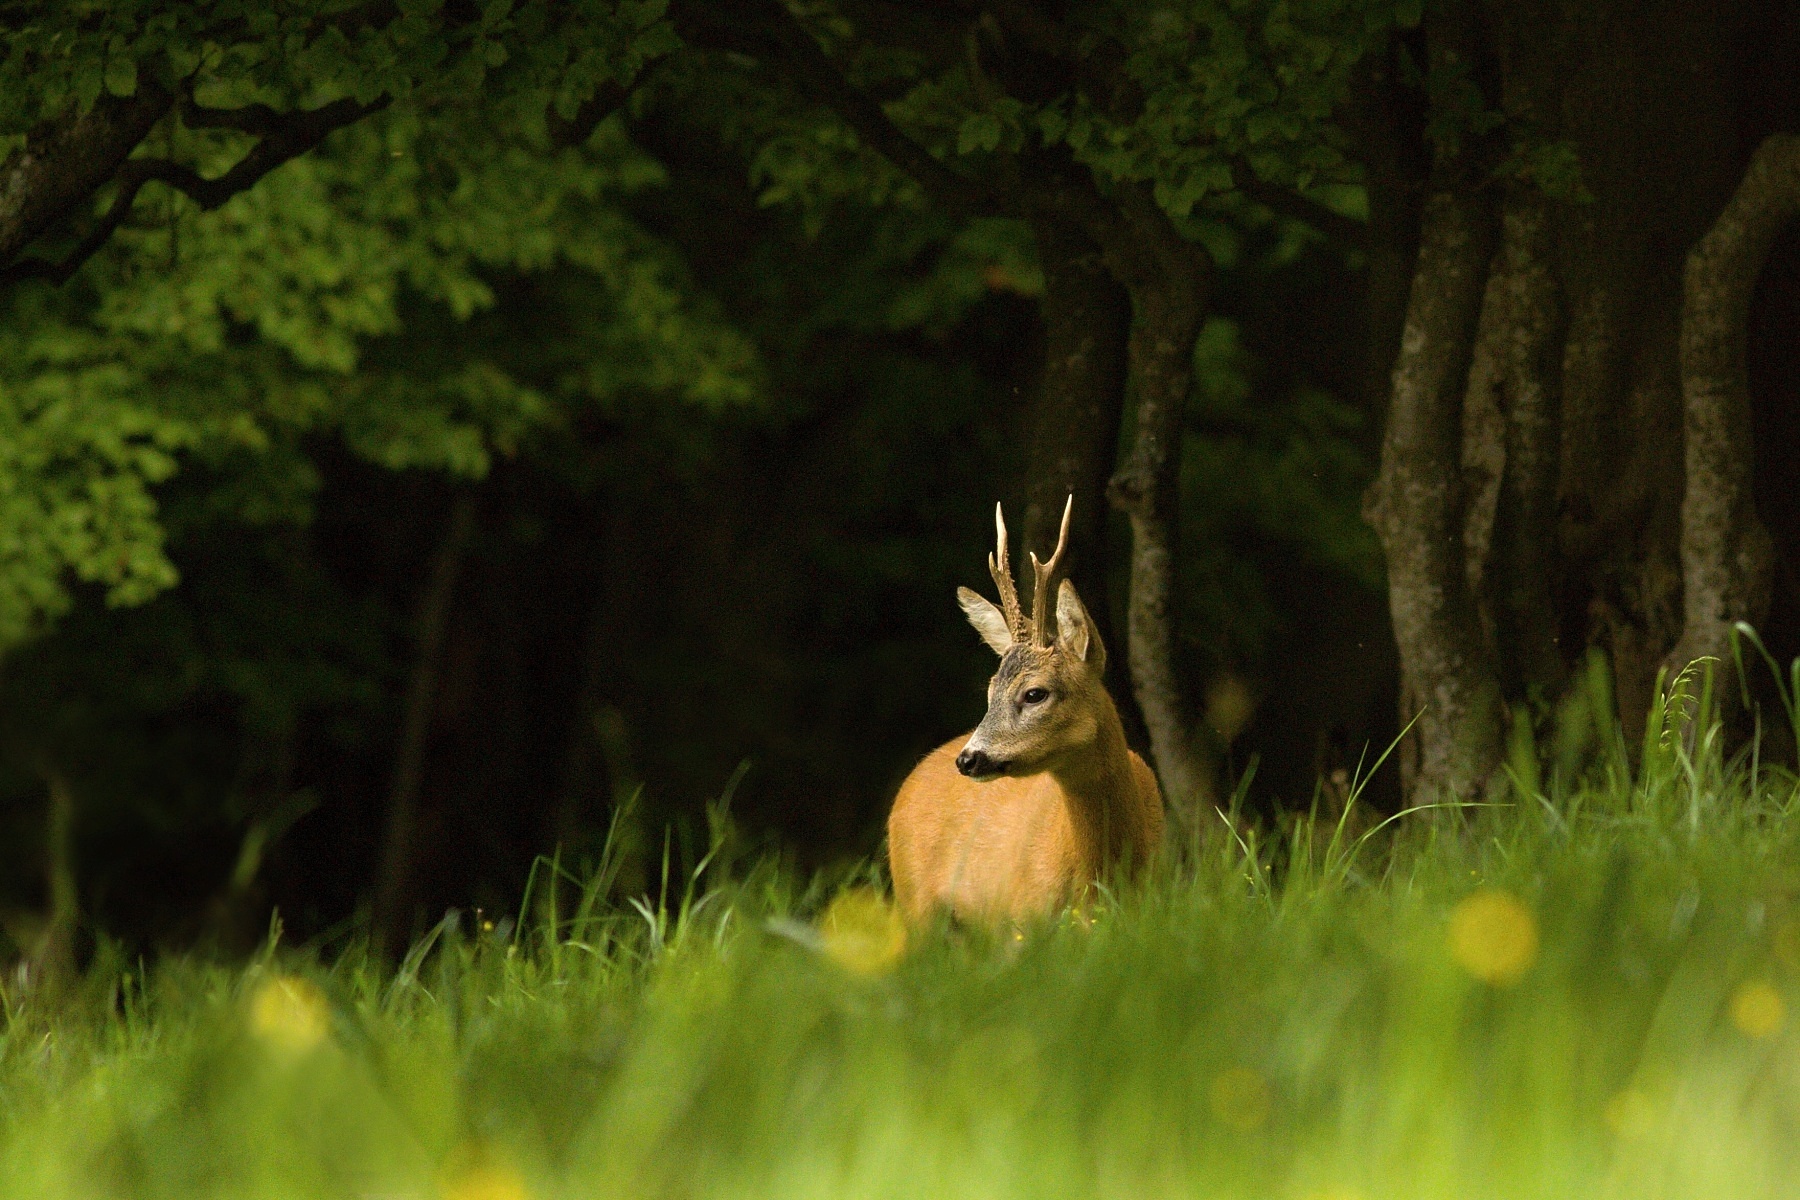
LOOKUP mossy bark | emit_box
[1667,134,1800,674]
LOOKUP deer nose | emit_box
[956,748,1004,778]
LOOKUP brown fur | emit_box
[887,578,1164,926]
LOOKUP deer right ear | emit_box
[1055,578,1105,673]
[957,587,1014,656]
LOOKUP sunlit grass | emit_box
[3,650,1800,1198]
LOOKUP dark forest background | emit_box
[0,0,1797,966]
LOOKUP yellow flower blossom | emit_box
[248,974,331,1054]
[440,1147,531,1200]
[819,888,907,976]
[1448,889,1539,986]
[441,1164,530,1200]
[1730,980,1785,1038]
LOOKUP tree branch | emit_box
[180,98,286,136]
[0,84,176,270]
[2,95,386,287]
[1230,160,1368,249]
[671,0,1005,218]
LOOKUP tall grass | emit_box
[3,647,1800,1199]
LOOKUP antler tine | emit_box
[1029,495,1074,645]
[987,502,1028,638]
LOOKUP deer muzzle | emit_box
[955,747,1007,779]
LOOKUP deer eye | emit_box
[1021,687,1050,705]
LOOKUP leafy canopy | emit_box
[0,1,771,650]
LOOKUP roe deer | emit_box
[887,498,1164,925]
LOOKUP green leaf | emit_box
[104,54,138,98]
[72,56,105,113]
[957,112,1002,156]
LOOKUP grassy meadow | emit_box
[3,658,1800,1200]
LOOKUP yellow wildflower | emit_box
[248,974,331,1054]
[1448,889,1539,986]
[819,888,907,976]
[440,1147,531,1200]
[1729,980,1785,1038]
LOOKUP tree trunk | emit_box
[1090,184,1221,828]
[1549,0,1751,741]
[1667,133,1800,673]
[1019,215,1133,712]
[1344,43,1428,416]
[1366,180,1504,802]
[372,490,477,959]
[1479,187,1568,697]
[1358,0,1788,792]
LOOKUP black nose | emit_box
[956,749,1003,777]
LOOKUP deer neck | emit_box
[1047,691,1143,871]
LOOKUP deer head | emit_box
[953,497,1109,780]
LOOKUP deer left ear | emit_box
[958,586,1014,656]
[1056,579,1104,673]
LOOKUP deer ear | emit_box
[957,587,1014,655]
[1056,579,1105,673]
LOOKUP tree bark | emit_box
[1019,215,1131,696]
[1667,134,1800,673]
[1365,179,1504,801]
[0,87,174,269]
[1086,184,1221,828]
[1480,188,1568,696]
[372,490,477,959]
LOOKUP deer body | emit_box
[887,499,1164,926]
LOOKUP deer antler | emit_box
[988,503,1029,639]
[1029,495,1073,646]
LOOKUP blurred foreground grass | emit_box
[4,659,1800,1199]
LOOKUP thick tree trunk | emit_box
[1361,1,1511,802]
[1365,178,1504,801]
[1667,134,1800,673]
[372,490,477,959]
[1020,216,1132,702]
